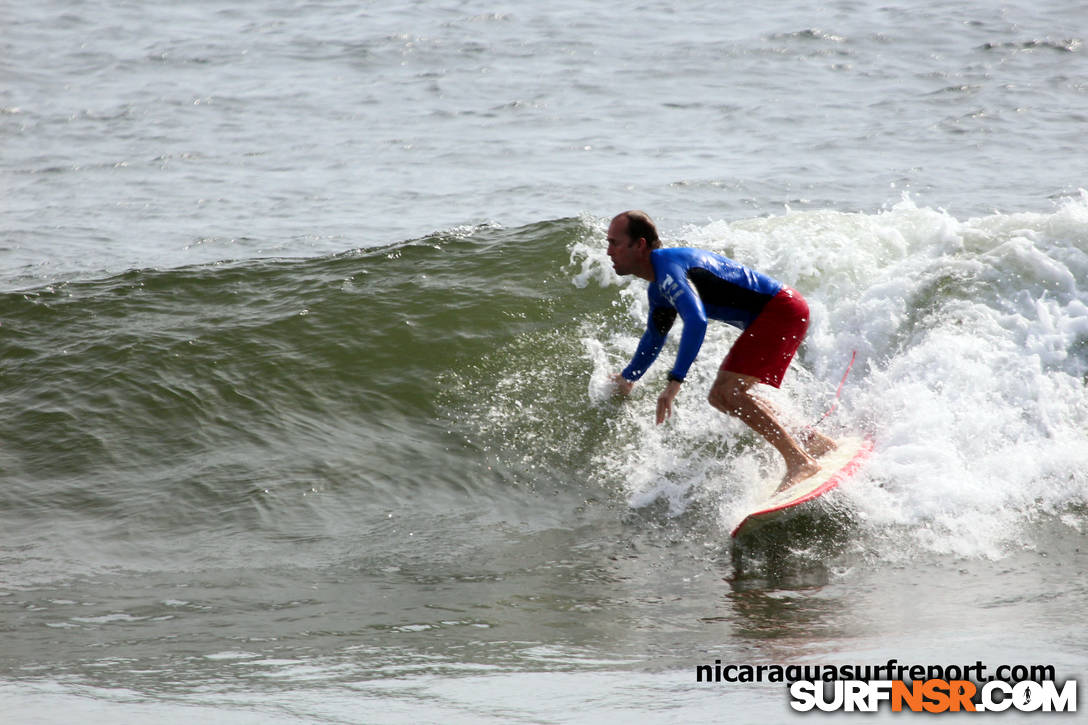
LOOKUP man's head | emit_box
[607,210,660,277]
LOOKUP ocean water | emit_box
[3,1,1087,722]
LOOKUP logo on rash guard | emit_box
[661,274,682,305]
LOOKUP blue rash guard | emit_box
[621,247,783,383]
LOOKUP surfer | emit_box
[605,210,835,492]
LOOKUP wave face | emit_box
[4,199,1086,573]
[1,219,608,575]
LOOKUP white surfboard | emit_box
[730,436,873,538]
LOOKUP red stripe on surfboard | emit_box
[730,438,874,538]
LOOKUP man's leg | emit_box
[708,369,820,492]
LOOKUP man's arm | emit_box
[653,268,707,423]
[662,271,708,383]
[618,302,677,384]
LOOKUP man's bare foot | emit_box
[775,458,821,494]
[799,428,837,459]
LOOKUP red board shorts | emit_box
[720,286,809,388]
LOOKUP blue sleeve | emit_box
[621,265,709,383]
[622,328,665,382]
[621,302,670,381]
[664,272,708,382]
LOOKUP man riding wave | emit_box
[605,210,835,492]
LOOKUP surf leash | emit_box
[806,350,857,430]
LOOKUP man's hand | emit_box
[655,380,683,424]
[610,373,635,396]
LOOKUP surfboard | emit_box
[730,436,873,538]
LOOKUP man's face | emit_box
[606,216,643,276]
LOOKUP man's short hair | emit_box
[616,210,662,249]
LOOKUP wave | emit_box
[573,195,1088,559]
[2,198,1087,567]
